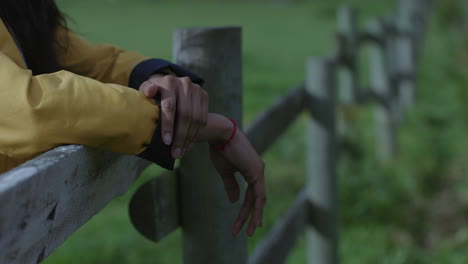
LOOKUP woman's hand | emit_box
[201,114,266,237]
[139,73,208,159]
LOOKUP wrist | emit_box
[195,114,234,145]
[209,116,237,151]
[210,114,235,146]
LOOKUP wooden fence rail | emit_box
[0,0,432,263]
[0,147,149,263]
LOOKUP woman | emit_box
[0,0,265,237]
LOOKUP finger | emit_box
[253,187,266,228]
[159,91,177,145]
[139,81,160,98]
[201,89,209,126]
[248,166,266,233]
[254,186,267,210]
[254,172,266,228]
[221,172,240,203]
[209,151,240,202]
[247,210,258,236]
[232,186,254,236]
[172,78,192,158]
[194,88,208,142]
[186,130,198,152]
[184,88,203,148]
[255,205,264,228]
[247,203,264,236]
[245,181,266,236]
[185,88,208,151]
[141,80,175,145]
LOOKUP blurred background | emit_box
[45,0,468,263]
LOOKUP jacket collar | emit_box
[0,19,27,69]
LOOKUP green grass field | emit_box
[43,0,468,263]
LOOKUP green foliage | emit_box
[437,0,468,29]
[42,0,468,263]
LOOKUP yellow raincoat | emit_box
[0,20,177,173]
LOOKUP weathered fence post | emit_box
[173,27,246,264]
[305,57,338,264]
[367,20,398,161]
[394,0,419,112]
[336,6,359,104]
[336,6,358,150]
[397,0,425,61]
[394,36,415,111]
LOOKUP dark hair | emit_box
[0,0,67,75]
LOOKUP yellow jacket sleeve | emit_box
[0,51,160,161]
[56,27,149,86]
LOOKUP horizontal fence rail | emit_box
[245,84,307,155]
[0,146,149,263]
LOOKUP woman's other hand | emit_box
[207,116,266,237]
[139,74,208,159]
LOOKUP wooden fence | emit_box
[0,0,431,263]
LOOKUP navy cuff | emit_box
[128,58,204,90]
[136,96,175,170]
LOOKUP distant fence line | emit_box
[0,0,431,263]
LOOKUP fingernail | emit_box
[173,148,182,159]
[164,133,172,145]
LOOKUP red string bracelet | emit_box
[210,117,237,151]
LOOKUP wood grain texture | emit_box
[0,145,149,264]
[173,27,247,264]
[305,57,338,264]
[245,84,306,155]
[248,191,308,264]
[129,170,180,242]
